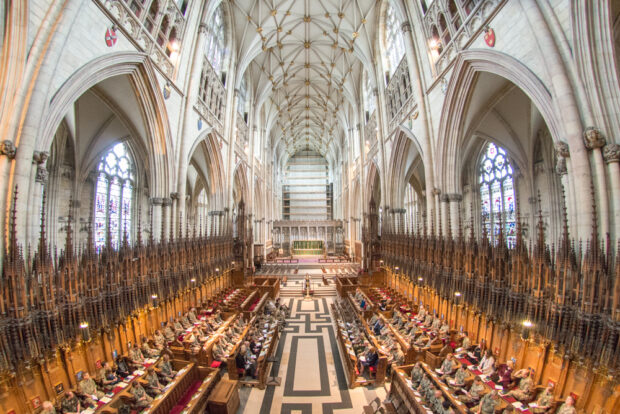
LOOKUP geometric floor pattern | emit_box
[238,297,387,413]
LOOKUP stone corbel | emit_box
[0,140,17,159]
[583,127,606,150]
[150,197,164,206]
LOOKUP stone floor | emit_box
[237,297,387,413]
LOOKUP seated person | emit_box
[413,332,430,347]
[555,396,576,414]
[158,353,177,383]
[130,382,153,409]
[129,343,145,366]
[458,376,486,405]
[188,307,198,324]
[410,361,424,387]
[507,369,534,401]
[152,329,166,350]
[431,316,442,331]
[431,389,446,413]
[460,331,472,350]
[415,305,427,321]
[98,362,119,392]
[472,339,488,361]
[358,346,379,377]
[389,344,404,369]
[164,322,177,343]
[423,313,433,327]
[145,366,164,396]
[79,372,104,401]
[180,313,191,329]
[379,300,387,311]
[474,390,501,414]
[448,364,468,388]
[478,349,495,376]
[439,320,450,337]
[531,383,555,413]
[41,401,56,414]
[496,360,515,389]
[437,353,456,376]
[235,345,256,378]
[61,391,82,414]
[115,355,131,378]
[141,336,159,358]
[173,318,184,334]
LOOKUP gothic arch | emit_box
[387,126,425,208]
[188,130,226,210]
[39,52,175,198]
[436,49,561,195]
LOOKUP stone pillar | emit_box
[177,22,209,226]
[432,188,441,234]
[603,144,620,240]
[583,127,609,238]
[170,192,179,237]
[448,193,463,236]
[554,141,572,231]
[440,194,450,235]
[401,20,437,233]
[150,197,163,241]
[31,151,49,243]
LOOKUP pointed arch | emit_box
[436,49,561,195]
[39,52,175,198]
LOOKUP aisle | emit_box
[239,297,387,413]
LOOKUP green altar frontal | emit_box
[292,240,324,255]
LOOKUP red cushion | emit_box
[210,361,221,368]
[237,368,245,374]
[369,366,376,373]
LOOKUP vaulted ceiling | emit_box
[228,0,380,165]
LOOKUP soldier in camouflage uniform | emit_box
[507,370,534,402]
[410,362,424,387]
[145,366,164,396]
[531,384,555,413]
[459,376,486,404]
[448,365,468,388]
[131,382,153,409]
[129,343,145,366]
[80,372,105,400]
[474,390,500,414]
[555,396,576,414]
[61,391,81,414]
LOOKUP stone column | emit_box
[603,144,620,240]
[448,193,463,236]
[554,141,573,230]
[177,22,209,226]
[440,194,450,235]
[401,20,437,232]
[170,192,179,237]
[432,188,441,235]
[31,151,49,243]
[583,128,609,238]
[150,198,163,241]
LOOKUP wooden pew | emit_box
[225,317,256,381]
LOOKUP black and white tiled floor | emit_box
[238,297,387,413]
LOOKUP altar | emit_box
[272,220,344,256]
[292,240,324,255]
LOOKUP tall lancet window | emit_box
[479,142,516,246]
[385,2,406,77]
[205,4,226,75]
[94,142,134,250]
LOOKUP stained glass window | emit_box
[479,143,516,246]
[205,5,226,75]
[404,183,419,233]
[94,143,134,250]
[363,71,376,119]
[385,2,406,77]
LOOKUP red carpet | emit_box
[168,380,202,414]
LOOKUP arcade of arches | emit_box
[0,1,619,413]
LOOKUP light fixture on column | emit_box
[151,294,158,308]
[522,319,533,340]
[79,321,91,342]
